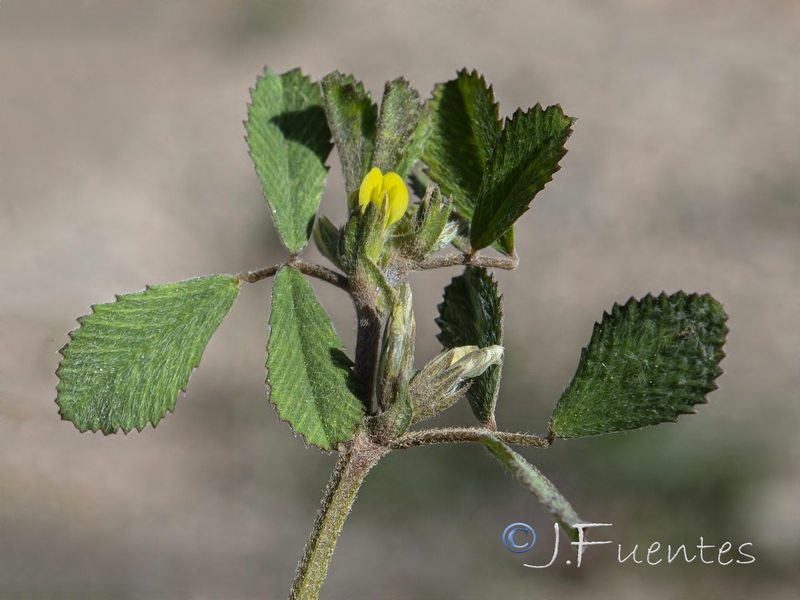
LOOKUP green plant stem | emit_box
[389,426,550,450]
[290,431,388,600]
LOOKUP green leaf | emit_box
[246,68,333,253]
[372,77,424,178]
[550,292,729,439]
[56,275,241,434]
[321,71,378,207]
[422,69,501,221]
[482,434,582,541]
[471,105,573,250]
[267,267,364,450]
[436,266,503,428]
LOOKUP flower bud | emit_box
[409,345,504,424]
[375,284,415,412]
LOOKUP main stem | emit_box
[289,431,388,600]
[354,303,382,415]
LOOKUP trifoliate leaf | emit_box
[56,275,241,434]
[436,266,503,428]
[482,434,582,541]
[246,68,333,253]
[321,71,378,208]
[423,69,501,221]
[550,292,728,439]
[471,105,573,250]
[267,267,363,450]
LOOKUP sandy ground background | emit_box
[1,0,798,598]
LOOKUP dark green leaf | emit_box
[436,266,503,428]
[482,434,582,541]
[267,267,363,450]
[56,275,241,434]
[550,292,728,439]
[471,104,573,250]
[245,68,333,253]
[321,71,378,207]
[422,69,501,221]
[373,78,424,178]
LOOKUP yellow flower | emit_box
[358,167,409,226]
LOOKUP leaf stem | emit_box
[416,252,519,271]
[239,259,349,290]
[289,431,387,600]
[239,251,515,289]
[293,258,350,290]
[389,426,549,450]
[239,263,282,283]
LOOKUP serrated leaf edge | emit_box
[549,291,729,439]
[471,103,574,250]
[55,275,241,435]
[266,267,362,452]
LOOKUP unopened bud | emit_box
[409,345,504,424]
[375,284,415,413]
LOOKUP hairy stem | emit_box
[416,252,519,271]
[293,258,350,290]
[239,259,349,290]
[389,427,550,450]
[239,263,282,283]
[290,432,387,600]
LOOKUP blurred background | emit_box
[1,0,798,598]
